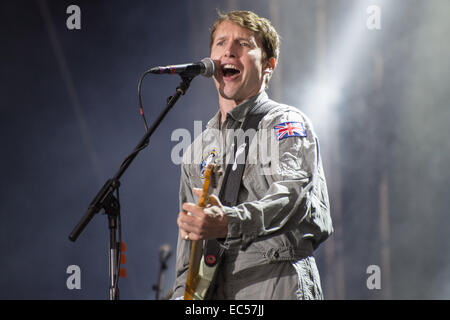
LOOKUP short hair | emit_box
[209,10,280,88]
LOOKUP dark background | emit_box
[1,0,449,299]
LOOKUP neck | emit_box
[218,90,264,124]
[218,97,239,124]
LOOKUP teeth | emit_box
[223,64,238,70]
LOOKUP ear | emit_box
[263,57,276,75]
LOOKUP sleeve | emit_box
[170,162,196,299]
[222,106,333,250]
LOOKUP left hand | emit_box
[177,188,228,241]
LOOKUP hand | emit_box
[177,188,228,241]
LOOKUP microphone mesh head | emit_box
[201,58,216,77]
[159,244,172,261]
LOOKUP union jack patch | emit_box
[273,121,307,140]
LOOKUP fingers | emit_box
[179,228,201,241]
[177,209,202,239]
[179,229,190,241]
[177,205,225,240]
[178,196,228,240]
[182,202,205,218]
[178,213,190,241]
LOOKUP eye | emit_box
[240,42,250,47]
[216,40,225,46]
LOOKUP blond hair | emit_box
[210,10,280,88]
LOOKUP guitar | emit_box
[184,163,222,300]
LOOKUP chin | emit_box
[219,87,240,101]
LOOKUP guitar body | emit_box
[184,250,219,300]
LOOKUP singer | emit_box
[172,10,333,300]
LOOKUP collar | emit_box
[206,91,269,129]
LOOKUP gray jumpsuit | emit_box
[172,91,333,300]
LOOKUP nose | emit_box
[224,41,237,58]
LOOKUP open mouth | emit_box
[221,64,241,78]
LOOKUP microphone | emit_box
[159,244,172,264]
[148,58,216,78]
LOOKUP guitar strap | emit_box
[203,99,275,298]
[218,100,274,206]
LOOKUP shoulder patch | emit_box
[273,121,307,140]
[200,149,217,178]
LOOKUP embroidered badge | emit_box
[273,121,307,140]
[200,149,217,178]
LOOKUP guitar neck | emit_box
[183,163,217,300]
[184,187,210,300]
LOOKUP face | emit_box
[210,20,273,104]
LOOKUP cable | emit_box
[115,69,153,174]
[138,70,152,133]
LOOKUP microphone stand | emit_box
[152,245,172,300]
[68,74,195,300]
[153,257,167,300]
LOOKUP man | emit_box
[172,10,333,300]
